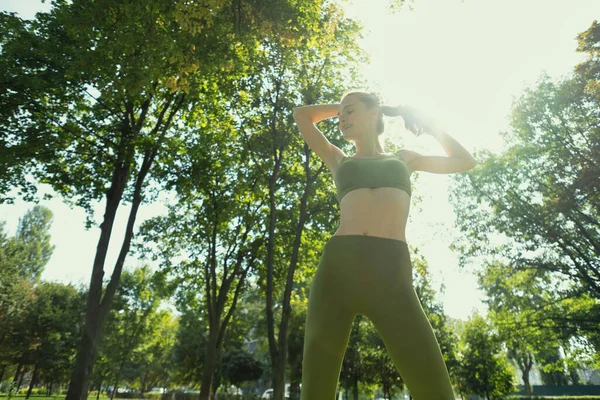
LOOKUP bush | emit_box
[145,392,162,400]
[161,391,201,400]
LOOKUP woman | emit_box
[292,90,476,400]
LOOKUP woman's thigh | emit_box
[364,244,455,400]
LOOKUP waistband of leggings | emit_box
[327,234,408,248]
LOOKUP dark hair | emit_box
[341,90,423,136]
[341,91,386,133]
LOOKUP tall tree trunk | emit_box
[199,323,220,400]
[265,152,283,400]
[9,364,18,395]
[197,232,261,400]
[25,364,39,400]
[353,375,358,400]
[97,377,103,400]
[110,363,125,400]
[66,299,107,400]
[65,94,182,400]
[522,362,532,396]
[65,149,132,400]
[265,108,315,400]
[17,366,27,392]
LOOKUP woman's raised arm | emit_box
[293,104,344,169]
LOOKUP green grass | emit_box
[1,396,146,400]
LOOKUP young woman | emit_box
[292,91,476,400]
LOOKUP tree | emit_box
[477,260,558,395]
[363,322,404,400]
[286,293,307,400]
[135,2,367,399]
[8,282,84,399]
[535,345,570,386]
[1,1,337,399]
[0,206,56,385]
[0,222,30,367]
[218,349,264,389]
[170,308,207,387]
[251,5,365,399]
[14,205,54,282]
[410,250,460,389]
[340,315,371,400]
[129,310,178,394]
[457,314,515,400]
[95,266,166,400]
[136,92,265,399]
[450,20,600,353]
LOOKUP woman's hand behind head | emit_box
[383,105,436,137]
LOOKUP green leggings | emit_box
[300,235,455,400]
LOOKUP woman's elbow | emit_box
[464,157,478,171]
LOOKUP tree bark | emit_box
[65,134,132,400]
[25,364,39,400]
[199,324,220,400]
[17,365,28,393]
[197,221,261,400]
[266,111,315,400]
[110,364,124,400]
[97,377,103,400]
[522,352,533,396]
[65,92,183,400]
[67,304,106,400]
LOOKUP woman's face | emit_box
[338,95,377,140]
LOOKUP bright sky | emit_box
[1,0,598,321]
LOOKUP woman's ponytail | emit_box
[340,91,430,137]
[380,105,404,117]
[382,105,426,136]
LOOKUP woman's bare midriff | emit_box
[332,187,410,243]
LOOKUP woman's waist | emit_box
[338,195,409,222]
[334,217,407,242]
[336,190,409,241]
[339,187,410,208]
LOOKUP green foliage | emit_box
[450,19,600,361]
[170,308,207,386]
[129,311,178,392]
[0,206,59,381]
[25,282,86,385]
[411,250,461,380]
[93,266,172,392]
[15,205,55,282]
[362,319,403,400]
[476,260,594,392]
[0,222,29,339]
[218,349,264,387]
[457,314,516,400]
[1,281,86,388]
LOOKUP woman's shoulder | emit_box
[395,148,421,163]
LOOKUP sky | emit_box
[1,0,598,321]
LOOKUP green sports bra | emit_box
[334,153,412,203]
